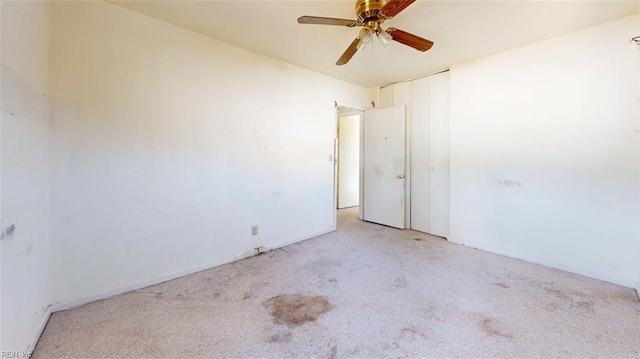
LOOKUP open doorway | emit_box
[334,106,363,227]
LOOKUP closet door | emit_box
[410,77,430,233]
[428,71,450,237]
[392,82,411,229]
[379,86,393,107]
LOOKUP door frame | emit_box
[337,113,361,210]
[333,103,365,229]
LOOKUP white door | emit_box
[363,106,406,229]
[338,115,360,208]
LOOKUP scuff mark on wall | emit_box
[0,65,49,125]
[0,224,16,239]
[498,179,523,188]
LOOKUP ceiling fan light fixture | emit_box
[378,29,393,46]
[359,27,373,44]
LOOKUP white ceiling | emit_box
[111,0,638,87]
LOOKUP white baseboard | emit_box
[265,228,335,252]
[51,227,335,312]
[25,307,51,355]
[451,238,636,288]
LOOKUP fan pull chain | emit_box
[370,39,375,107]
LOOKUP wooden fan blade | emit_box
[298,16,357,27]
[387,28,433,52]
[380,0,416,18]
[336,38,361,66]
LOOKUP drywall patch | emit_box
[263,294,333,327]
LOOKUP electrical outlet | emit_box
[251,225,258,236]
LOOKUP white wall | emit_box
[449,15,640,287]
[0,0,51,353]
[49,1,369,307]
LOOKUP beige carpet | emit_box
[33,208,639,358]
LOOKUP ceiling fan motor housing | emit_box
[356,0,389,23]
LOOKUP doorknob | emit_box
[396,174,405,179]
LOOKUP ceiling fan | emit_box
[298,0,433,65]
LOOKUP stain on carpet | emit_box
[393,277,408,289]
[306,258,342,277]
[329,344,338,359]
[401,325,427,339]
[267,332,292,343]
[593,289,639,302]
[573,301,596,315]
[479,316,513,339]
[492,282,510,289]
[264,294,333,327]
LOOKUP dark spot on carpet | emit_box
[264,294,333,327]
[402,326,420,335]
[593,290,638,302]
[480,317,513,339]
[267,332,292,343]
[393,277,408,289]
[574,301,595,314]
[329,344,338,359]
[400,325,427,339]
[492,282,510,289]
